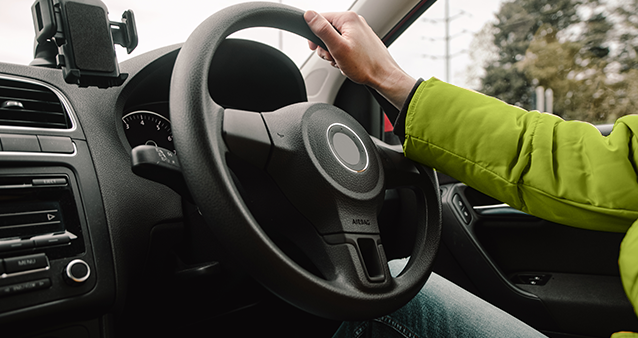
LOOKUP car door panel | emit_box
[438,182,638,338]
[437,183,559,331]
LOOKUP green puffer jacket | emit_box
[401,77,638,336]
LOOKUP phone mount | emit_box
[30,0,138,88]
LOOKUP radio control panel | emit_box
[0,168,97,314]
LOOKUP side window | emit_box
[389,0,638,125]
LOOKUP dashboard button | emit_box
[0,278,51,298]
[0,134,41,152]
[4,254,49,273]
[32,177,68,185]
[37,135,74,154]
[34,234,70,247]
[0,239,34,252]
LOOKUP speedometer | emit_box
[122,111,175,152]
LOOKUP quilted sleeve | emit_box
[402,77,638,233]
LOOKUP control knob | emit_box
[64,259,90,285]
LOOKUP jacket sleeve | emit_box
[402,77,638,234]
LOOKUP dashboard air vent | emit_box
[0,78,72,129]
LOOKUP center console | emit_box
[0,167,97,314]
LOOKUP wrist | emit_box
[372,68,417,109]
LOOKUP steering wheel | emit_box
[169,2,441,320]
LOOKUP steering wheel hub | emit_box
[262,102,384,235]
[328,123,369,173]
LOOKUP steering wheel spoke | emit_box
[223,108,272,169]
[373,138,425,189]
[323,232,390,285]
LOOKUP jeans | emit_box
[333,259,548,338]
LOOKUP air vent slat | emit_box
[0,96,60,105]
[0,119,68,128]
[0,85,51,95]
[0,89,57,101]
[0,108,65,115]
[0,78,71,129]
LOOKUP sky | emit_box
[389,0,504,87]
[0,0,505,88]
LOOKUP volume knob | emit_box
[65,259,90,284]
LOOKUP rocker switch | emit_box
[452,194,472,224]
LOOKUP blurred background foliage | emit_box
[473,0,638,124]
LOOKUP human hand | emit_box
[304,10,416,108]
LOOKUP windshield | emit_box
[6,0,631,125]
[2,0,509,79]
[1,0,351,66]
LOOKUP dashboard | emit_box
[0,36,319,336]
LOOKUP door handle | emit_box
[473,204,529,216]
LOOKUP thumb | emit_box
[304,11,342,51]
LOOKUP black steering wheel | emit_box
[169,2,441,320]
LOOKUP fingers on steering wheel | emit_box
[316,48,340,69]
[316,46,334,62]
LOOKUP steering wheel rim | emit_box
[170,2,441,320]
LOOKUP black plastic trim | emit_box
[382,0,438,47]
